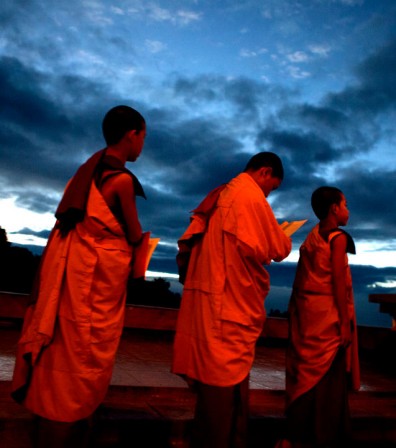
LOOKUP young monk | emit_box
[172,152,292,448]
[11,105,147,447]
[283,186,360,448]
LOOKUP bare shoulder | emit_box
[99,172,135,208]
[111,172,133,185]
[330,231,347,251]
[105,172,134,193]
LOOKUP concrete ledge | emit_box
[2,291,395,345]
[0,292,30,320]
[0,291,289,339]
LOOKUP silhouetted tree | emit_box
[268,308,289,318]
[0,225,182,306]
[127,276,181,308]
[0,227,9,248]
[0,226,41,293]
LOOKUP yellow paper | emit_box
[145,237,160,272]
[132,233,160,278]
[280,219,307,237]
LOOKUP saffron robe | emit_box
[286,225,360,408]
[172,173,292,386]
[11,181,134,422]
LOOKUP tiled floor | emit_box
[1,321,396,448]
[1,322,394,393]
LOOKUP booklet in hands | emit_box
[280,219,307,237]
[131,232,160,278]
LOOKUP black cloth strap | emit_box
[330,228,356,254]
[55,149,145,235]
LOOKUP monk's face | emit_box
[259,168,282,197]
[127,125,146,161]
[334,194,349,226]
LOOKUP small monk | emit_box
[172,152,292,448]
[11,105,147,447]
[281,186,360,448]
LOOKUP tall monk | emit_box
[172,152,292,448]
[11,105,147,447]
[281,186,360,448]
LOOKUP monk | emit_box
[11,105,147,447]
[172,152,292,448]
[281,186,360,448]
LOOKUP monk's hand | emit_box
[340,321,352,348]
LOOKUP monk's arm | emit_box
[331,233,351,348]
[112,174,143,245]
[266,208,292,262]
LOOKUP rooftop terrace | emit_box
[0,292,395,447]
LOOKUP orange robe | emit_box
[172,173,291,386]
[286,225,360,407]
[12,181,134,422]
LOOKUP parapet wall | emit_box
[0,290,394,355]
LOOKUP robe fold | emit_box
[12,180,134,422]
[286,224,360,408]
[172,173,291,387]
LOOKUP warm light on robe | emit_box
[286,224,360,407]
[172,173,291,386]
[12,181,134,422]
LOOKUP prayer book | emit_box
[280,219,307,237]
[145,237,160,271]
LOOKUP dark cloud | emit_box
[0,0,395,330]
[169,73,294,128]
[2,37,395,246]
[247,39,396,245]
[338,168,396,239]
[0,55,150,210]
[258,128,339,164]
[327,39,396,115]
[0,57,105,187]
[13,191,59,215]
[10,228,52,239]
[0,58,73,147]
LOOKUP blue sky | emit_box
[0,0,395,325]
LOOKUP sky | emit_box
[0,0,395,326]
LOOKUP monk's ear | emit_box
[260,166,272,178]
[125,130,140,144]
[120,130,136,143]
[330,203,339,215]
